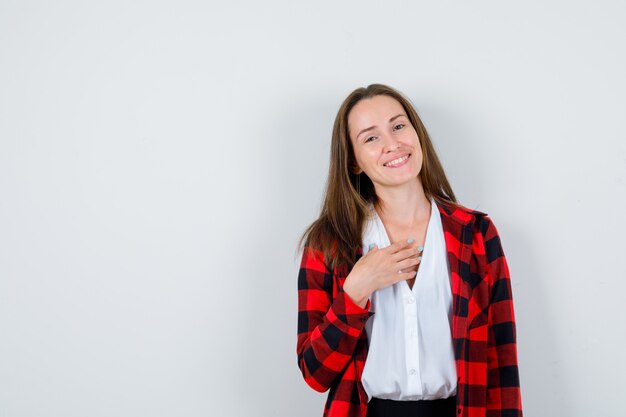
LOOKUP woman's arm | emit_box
[482,216,523,416]
[296,246,373,392]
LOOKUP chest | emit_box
[381,220,429,290]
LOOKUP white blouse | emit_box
[360,197,457,402]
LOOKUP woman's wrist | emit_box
[343,279,369,309]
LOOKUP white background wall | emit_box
[1,1,624,416]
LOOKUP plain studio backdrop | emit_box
[1,1,624,416]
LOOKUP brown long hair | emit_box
[296,83,462,271]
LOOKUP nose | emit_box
[382,134,401,152]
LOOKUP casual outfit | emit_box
[361,198,457,404]
[296,200,522,417]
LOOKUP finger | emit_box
[392,270,418,284]
[402,270,418,281]
[391,245,420,262]
[386,239,414,254]
[397,255,422,270]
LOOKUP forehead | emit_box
[348,95,405,132]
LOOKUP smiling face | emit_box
[347,94,424,191]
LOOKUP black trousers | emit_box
[366,395,457,417]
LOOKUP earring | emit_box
[356,173,361,195]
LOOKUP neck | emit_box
[374,176,431,228]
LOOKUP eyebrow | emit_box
[355,114,407,140]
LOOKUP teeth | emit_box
[384,155,409,167]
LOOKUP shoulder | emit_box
[437,199,489,225]
[454,202,488,218]
[463,206,499,239]
[451,204,508,262]
[443,201,500,237]
[459,206,505,250]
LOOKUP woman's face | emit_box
[348,95,423,190]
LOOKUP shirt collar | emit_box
[360,198,486,254]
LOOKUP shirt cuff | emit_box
[331,291,375,329]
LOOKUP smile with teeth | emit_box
[384,154,410,167]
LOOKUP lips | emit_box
[383,153,411,167]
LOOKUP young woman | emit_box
[296,84,522,417]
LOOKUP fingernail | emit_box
[417,245,424,252]
[407,238,414,243]
[369,243,376,249]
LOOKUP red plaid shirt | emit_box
[296,202,522,417]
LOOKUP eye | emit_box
[394,123,405,131]
[365,136,377,143]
